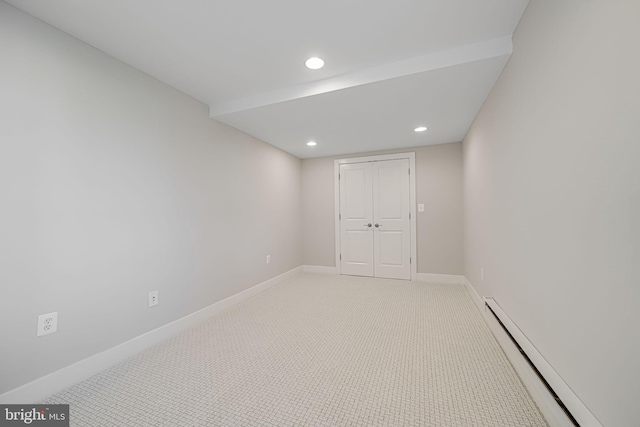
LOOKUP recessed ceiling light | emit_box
[305,57,325,70]
[414,126,428,132]
[307,141,317,146]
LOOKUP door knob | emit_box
[364,223,372,227]
[375,223,381,228]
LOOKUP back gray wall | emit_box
[0,2,302,394]
[302,143,463,275]
[463,1,640,425]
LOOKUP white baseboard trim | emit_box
[0,266,303,404]
[475,288,603,427]
[415,273,466,285]
[463,277,484,311]
[302,265,338,275]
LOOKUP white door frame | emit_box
[334,152,417,280]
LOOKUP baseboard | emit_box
[463,277,484,311]
[415,273,466,285]
[0,266,303,404]
[468,281,603,427]
[302,265,338,275]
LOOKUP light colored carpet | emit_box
[43,273,548,426]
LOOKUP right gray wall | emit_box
[463,1,640,426]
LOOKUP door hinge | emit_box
[339,173,341,180]
[409,212,411,219]
[340,254,342,260]
[339,213,341,220]
[410,257,412,264]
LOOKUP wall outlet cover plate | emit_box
[37,312,58,336]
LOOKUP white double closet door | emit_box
[339,159,411,280]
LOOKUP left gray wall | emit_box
[0,1,302,394]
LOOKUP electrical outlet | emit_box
[266,255,271,264]
[37,312,58,336]
[418,203,424,212]
[148,290,159,307]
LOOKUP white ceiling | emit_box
[6,0,529,158]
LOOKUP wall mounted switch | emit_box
[149,290,159,307]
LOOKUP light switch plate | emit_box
[149,290,159,307]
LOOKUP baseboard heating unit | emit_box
[482,297,602,427]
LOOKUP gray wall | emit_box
[463,1,640,426]
[302,143,463,275]
[0,2,302,394]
